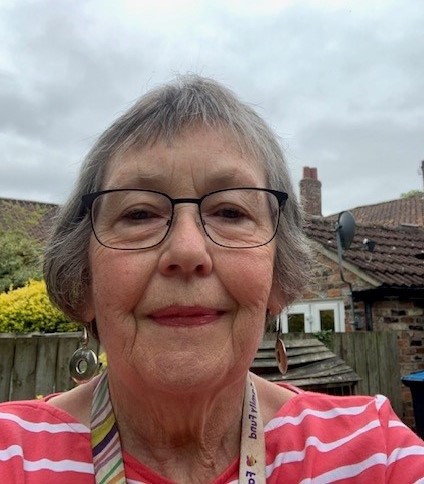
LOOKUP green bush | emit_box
[313,329,334,351]
[0,279,78,333]
[0,231,43,292]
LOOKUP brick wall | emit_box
[303,251,373,331]
[372,300,424,428]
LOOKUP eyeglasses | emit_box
[81,188,288,250]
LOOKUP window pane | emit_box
[288,313,305,333]
[320,310,335,331]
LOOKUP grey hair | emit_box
[44,74,312,323]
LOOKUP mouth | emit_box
[149,306,225,327]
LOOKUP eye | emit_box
[118,204,169,225]
[123,208,158,220]
[215,207,245,219]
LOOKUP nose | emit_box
[158,206,213,278]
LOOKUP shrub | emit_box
[313,329,334,351]
[0,279,78,333]
[0,231,43,292]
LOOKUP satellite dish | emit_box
[336,211,356,250]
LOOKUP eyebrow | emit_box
[106,169,261,191]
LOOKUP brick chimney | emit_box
[300,166,322,217]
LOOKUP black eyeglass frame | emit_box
[81,187,288,250]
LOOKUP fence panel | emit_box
[333,332,402,417]
[0,335,15,401]
[34,335,59,397]
[11,336,38,401]
[0,332,99,402]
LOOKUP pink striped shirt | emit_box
[1,387,423,483]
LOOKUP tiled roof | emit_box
[305,217,424,288]
[326,195,424,229]
[0,198,58,243]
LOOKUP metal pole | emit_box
[336,224,356,328]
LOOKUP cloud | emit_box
[0,0,423,214]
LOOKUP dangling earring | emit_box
[275,336,288,375]
[69,326,98,384]
[274,315,288,375]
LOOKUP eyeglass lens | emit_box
[90,189,280,249]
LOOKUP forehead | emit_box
[103,127,268,193]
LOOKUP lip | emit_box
[149,306,225,327]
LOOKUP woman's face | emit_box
[84,127,283,394]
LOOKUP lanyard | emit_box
[91,371,266,483]
[239,376,266,483]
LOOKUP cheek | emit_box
[217,249,275,310]
[89,249,154,317]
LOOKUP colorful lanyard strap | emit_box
[91,371,266,483]
[91,371,126,483]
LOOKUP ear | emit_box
[267,277,286,316]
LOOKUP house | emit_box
[291,166,424,427]
[286,166,424,334]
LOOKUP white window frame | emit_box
[279,299,345,333]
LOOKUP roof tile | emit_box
[326,195,424,228]
[305,218,424,287]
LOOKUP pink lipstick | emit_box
[149,306,223,327]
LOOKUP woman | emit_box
[1,75,423,483]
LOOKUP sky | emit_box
[0,0,423,216]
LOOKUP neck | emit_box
[107,369,247,482]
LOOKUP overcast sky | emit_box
[1,0,423,215]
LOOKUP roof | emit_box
[326,194,424,229]
[305,217,424,288]
[251,337,360,391]
[0,197,58,243]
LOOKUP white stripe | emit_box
[24,458,93,473]
[374,394,387,411]
[0,445,23,462]
[0,411,89,433]
[0,445,93,474]
[388,445,424,466]
[265,401,375,432]
[265,419,382,477]
[388,419,409,429]
[298,453,387,483]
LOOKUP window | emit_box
[280,300,345,333]
[287,313,305,333]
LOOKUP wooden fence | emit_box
[0,332,99,402]
[333,331,403,416]
[0,332,402,418]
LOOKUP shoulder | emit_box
[267,389,401,432]
[0,396,90,441]
[263,390,424,482]
[0,398,92,480]
[47,377,96,427]
[252,374,298,425]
